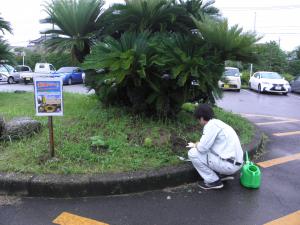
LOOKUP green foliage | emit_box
[177,0,220,20]
[101,0,220,37]
[0,15,12,34]
[0,15,13,63]
[287,46,300,76]
[0,93,254,174]
[14,50,75,69]
[241,70,250,86]
[144,137,153,147]
[89,136,108,147]
[41,0,104,63]
[252,41,287,73]
[181,102,197,113]
[281,73,295,82]
[194,18,259,62]
[45,52,76,68]
[0,39,14,63]
[83,14,258,117]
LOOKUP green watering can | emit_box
[240,151,261,189]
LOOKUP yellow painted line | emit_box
[264,210,300,225]
[53,212,109,225]
[257,153,300,168]
[256,120,300,126]
[273,131,300,137]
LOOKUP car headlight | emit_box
[262,82,270,85]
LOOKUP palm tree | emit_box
[0,15,13,63]
[41,0,104,63]
[0,38,14,62]
[0,15,12,35]
[101,0,194,36]
[101,0,220,37]
[177,0,220,21]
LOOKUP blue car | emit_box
[53,67,85,85]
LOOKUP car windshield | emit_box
[260,72,282,79]
[15,66,29,72]
[224,68,239,77]
[57,67,75,73]
[4,64,15,73]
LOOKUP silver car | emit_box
[290,76,300,93]
[0,64,21,84]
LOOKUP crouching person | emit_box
[187,104,243,190]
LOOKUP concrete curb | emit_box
[0,127,263,197]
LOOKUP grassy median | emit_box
[0,92,254,174]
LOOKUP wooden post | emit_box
[48,116,55,157]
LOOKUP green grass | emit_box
[0,93,254,174]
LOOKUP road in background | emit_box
[0,83,92,94]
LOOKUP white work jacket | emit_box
[195,119,243,163]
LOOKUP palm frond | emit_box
[194,18,260,62]
[0,39,14,62]
[0,15,12,34]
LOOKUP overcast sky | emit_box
[1,0,300,51]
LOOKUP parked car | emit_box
[290,76,300,93]
[21,63,56,84]
[0,64,21,84]
[15,65,32,73]
[249,71,290,95]
[218,67,241,91]
[52,67,85,85]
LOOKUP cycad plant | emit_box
[83,0,259,117]
[0,15,13,63]
[0,15,12,35]
[83,32,159,113]
[41,0,104,63]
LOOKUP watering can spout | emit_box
[240,151,261,189]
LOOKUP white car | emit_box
[249,71,290,95]
[218,67,241,91]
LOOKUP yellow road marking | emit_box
[257,153,300,168]
[264,210,300,225]
[273,131,300,137]
[53,212,109,225]
[256,120,300,126]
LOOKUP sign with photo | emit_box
[34,77,63,116]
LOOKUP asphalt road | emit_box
[0,82,93,94]
[1,88,300,225]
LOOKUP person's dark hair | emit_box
[194,104,214,121]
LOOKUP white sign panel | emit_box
[34,77,63,116]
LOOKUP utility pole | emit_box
[253,12,257,32]
[250,12,256,77]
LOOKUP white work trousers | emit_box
[188,148,242,183]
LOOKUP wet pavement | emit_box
[0,89,300,225]
[0,82,93,94]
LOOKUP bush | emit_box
[241,70,250,86]
[282,73,295,82]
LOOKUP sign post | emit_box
[34,77,63,157]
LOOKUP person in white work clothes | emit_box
[187,104,244,190]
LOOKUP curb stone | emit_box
[0,127,263,197]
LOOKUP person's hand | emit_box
[186,142,196,148]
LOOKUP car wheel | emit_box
[68,78,72,85]
[258,84,262,93]
[236,89,241,92]
[283,92,288,96]
[7,77,14,84]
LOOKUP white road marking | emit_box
[256,120,300,126]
